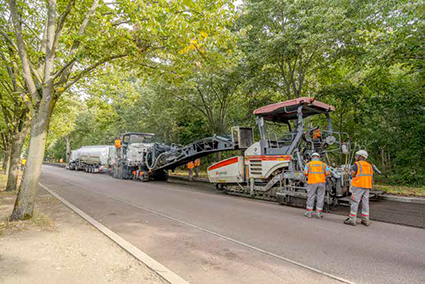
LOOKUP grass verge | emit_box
[0,210,55,237]
[374,184,425,197]
[0,171,55,236]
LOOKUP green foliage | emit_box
[237,0,353,99]
[29,0,425,186]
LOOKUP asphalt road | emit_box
[169,175,425,229]
[40,165,425,284]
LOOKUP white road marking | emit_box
[50,179,356,284]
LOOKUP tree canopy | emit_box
[1,0,424,197]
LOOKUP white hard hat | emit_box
[356,150,368,159]
[312,152,320,157]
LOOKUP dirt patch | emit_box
[0,187,166,284]
[0,173,6,189]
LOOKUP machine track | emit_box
[223,188,277,202]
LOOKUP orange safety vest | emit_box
[313,129,322,139]
[306,160,327,184]
[188,161,195,169]
[115,139,121,148]
[351,161,373,189]
[194,159,200,166]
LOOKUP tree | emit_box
[314,0,425,183]
[0,111,11,172]
[154,6,241,137]
[164,69,242,136]
[4,0,135,220]
[3,0,236,220]
[0,31,30,192]
[237,0,352,99]
[47,93,82,163]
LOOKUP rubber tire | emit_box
[141,172,150,182]
[216,184,226,191]
[152,170,169,181]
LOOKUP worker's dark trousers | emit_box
[194,166,199,177]
[306,182,326,212]
[349,186,370,220]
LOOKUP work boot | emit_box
[344,217,357,226]
[316,212,323,219]
[361,218,371,227]
[304,211,313,218]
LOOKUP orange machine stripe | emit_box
[208,157,239,171]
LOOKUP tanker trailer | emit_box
[79,145,112,173]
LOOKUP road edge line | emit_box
[382,195,425,204]
[39,182,189,284]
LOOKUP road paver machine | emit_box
[208,97,360,209]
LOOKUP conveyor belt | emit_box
[148,135,238,171]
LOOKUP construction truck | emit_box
[111,129,253,182]
[111,132,169,181]
[67,149,81,170]
[207,97,382,209]
[67,145,112,173]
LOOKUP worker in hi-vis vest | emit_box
[21,158,26,171]
[194,158,200,177]
[115,137,122,157]
[303,153,330,219]
[344,150,374,227]
[188,161,195,181]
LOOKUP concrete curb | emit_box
[382,195,425,204]
[39,183,189,284]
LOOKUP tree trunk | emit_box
[10,100,54,221]
[65,136,71,164]
[3,145,11,175]
[6,124,29,192]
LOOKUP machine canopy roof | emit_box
[121,132,155,136]
[253,97,335,122]
[121,132,155,144]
